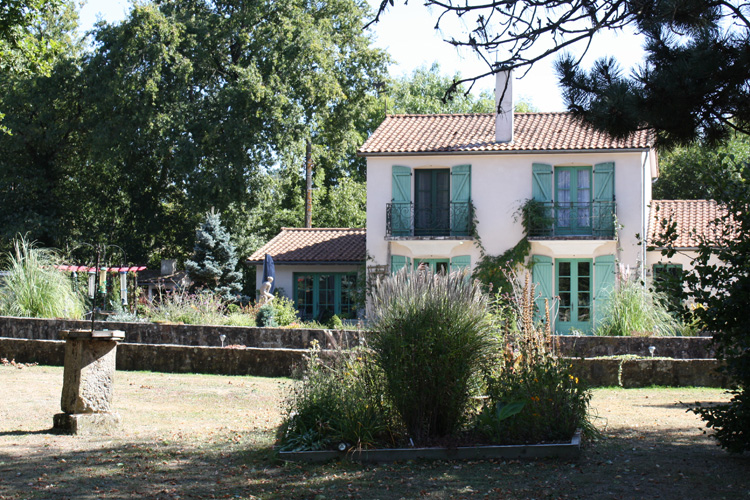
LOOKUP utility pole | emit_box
[304,138,313,228]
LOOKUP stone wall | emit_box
[0,337,727,386]
[0,338,311,378]
[555,335,715,359]
[0,316,713,358]
[0,316,359,349]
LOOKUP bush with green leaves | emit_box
[256,303,277,327]
[0,237,85,319]
[270,295,300,327]
[476,274,593,444]
[278,343,400,452]
[595,278,680,336]
[368,269,494,443]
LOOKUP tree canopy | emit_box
[0,0,388,265]
[371,0,750,146]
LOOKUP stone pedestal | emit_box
[53,329,124,435]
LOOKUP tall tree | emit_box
[27,0,386,264]
[0,1,85,251]
[371,1,749,146]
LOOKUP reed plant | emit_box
[0,237,85,319]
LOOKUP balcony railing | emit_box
[386,202,473,237]
[527,201,616,238]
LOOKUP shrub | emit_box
[595,278,680,336]
[0,237,85,319]
[270,295,300,327]
[476,274,593,444]
[278,343,400,451]
[328,314,343,329]
[256,303,277,327]
[368,269,494,443]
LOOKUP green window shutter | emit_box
[390,255,411,274]
[451,164,471,235]
[594,255,616,330]
[531,255,553,322]
[392,165,411,203]
[593,162,615,202]
[392,166,412,236]
[593,162,615,236]
[532,163,553,202]
[451,165,471,202]
[450,255,471,274]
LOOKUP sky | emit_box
[77,0,647,112]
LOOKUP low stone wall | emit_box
[0,338,311,378]
[0,316,359,349]
[569,357,728,388]
[555,335,715,359]
[0,337,728,386]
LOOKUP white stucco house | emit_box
[358,72,658,334]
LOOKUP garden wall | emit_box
[0,337,728,387]
[555,335,715,359]
[0,316,360,349]
[0,338,316,377]
[0,316,713,357]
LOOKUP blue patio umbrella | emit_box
[262,254,275,294]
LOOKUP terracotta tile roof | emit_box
[358,113,654,155]
[247,228,366,264]
[648,200,732,248]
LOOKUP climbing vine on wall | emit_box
[472,199,543,294]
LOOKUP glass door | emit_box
[414,169,450,236]
[555,167,592,235]
[556,259,592,334]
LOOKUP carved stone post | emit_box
[53,329,124,434]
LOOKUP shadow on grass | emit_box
[0,428,58,436]
[1,430,747,500]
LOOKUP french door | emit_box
[556,259,592,334]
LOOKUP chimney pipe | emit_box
[495,70,514,143]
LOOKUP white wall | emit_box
[254,264,361,300]
[366,150,656,270]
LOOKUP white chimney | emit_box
[495,70,514,143]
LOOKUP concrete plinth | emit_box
[54,329,124,435]
[53,412,122,435]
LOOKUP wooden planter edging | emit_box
[279,432,581,463]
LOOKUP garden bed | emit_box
[279,431,581,463]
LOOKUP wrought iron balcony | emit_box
[526,201,616,238]
[386,202,474,238]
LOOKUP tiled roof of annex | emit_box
[648,200,732,249]
[358,112,655,155]
[247,228,366,264]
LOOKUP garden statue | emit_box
[259,276,275,306]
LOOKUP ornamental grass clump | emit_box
[0,237,85,319]
[595,278,680,336]
[368,269,494,443]
[146,289,226,325]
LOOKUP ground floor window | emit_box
[294,272,358,321]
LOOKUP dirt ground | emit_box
[0,364,747,499]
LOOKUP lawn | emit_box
[0,363,747,499]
